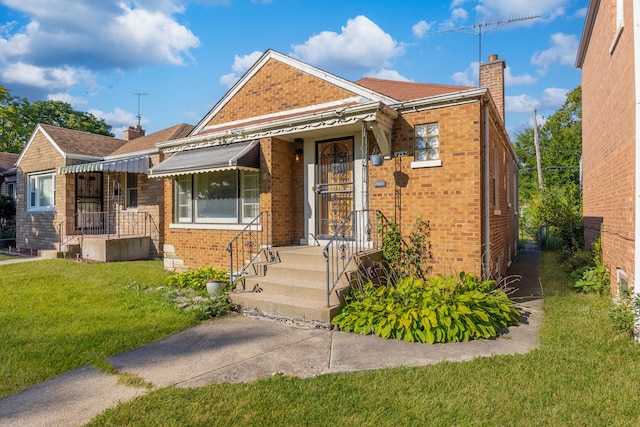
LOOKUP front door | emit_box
[75,172,103,232]
[316,138,354,238]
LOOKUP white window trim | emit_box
[170,223,262,231]
[411,159,443,169]
[610,0,625,54]
[124,173,139,211]
[27,171,56,212]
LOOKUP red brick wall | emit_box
[581,0,636,292]
[206,59,357,127]
[368,100,516,278]
[16,131,66,250]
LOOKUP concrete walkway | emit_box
[0,245,543,427]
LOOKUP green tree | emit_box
[0,85,113,153]
[515,86,582,246]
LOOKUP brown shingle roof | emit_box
[39,124,127,158]
[355,78,472,102]
[110,123,195,156]
[0,152,19,173]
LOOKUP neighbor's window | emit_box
[175,170,259,224]
[6,182,15,199]
[125,173,138,209]
[28,171,55,211]
[415,122,439,161]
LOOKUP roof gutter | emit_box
[576,0,600,68]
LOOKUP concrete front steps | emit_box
[229,246,351,326]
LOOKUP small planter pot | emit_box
[370,154,383,166]
[206,281,225,296]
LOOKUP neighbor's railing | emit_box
[227,211,270,284]
[57,211,151,251]
[323,209,384,307]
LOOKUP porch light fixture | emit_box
[294,148,304,162]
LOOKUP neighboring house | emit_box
[150,49,518,281]
[576,0,638,296]
[14,123,193,260]
[0,151,18,199]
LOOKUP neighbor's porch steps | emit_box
[229,246,351,326]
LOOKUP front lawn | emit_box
[0,260,202,398]
[86,251,640,426]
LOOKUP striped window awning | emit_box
[58,156,150,174]
[148,140,260,178]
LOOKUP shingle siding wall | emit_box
[582,1,636,292]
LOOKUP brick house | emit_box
[576,0,638,296]
[151,49,518,284]
[14,123,193,260]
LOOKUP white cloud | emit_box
[531,32,579,75]
[574,7,587,19]
[451,62,479,86]
[219,51,263,88]
[450,0,468,8]
[451,8,468,21]
[365,69,412,82]
[291,15,405,74]
[504,66,537,86]
[47,92,88,107]
[506,94,539,114]
[89,107,139,129]
[476,0,569,22]
[412,20,432,38]
[540,87,569,109]
[0,1,200,94]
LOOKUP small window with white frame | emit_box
[412,122,442,168]
[28,171,55,211]
[125,173,138,209]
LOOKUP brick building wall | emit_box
[16,132,66,250]
[206,59,357,127]
[581,0,636,292]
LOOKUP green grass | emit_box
[0,259,202,398]
[0,253,18,261]
[86,252,640,427]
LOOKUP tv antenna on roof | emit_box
[430,14,540,84]
[133,92,150,127]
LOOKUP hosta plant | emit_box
[332,273,520,344]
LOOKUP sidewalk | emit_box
[0,245,543,427]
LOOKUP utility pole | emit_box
[533,108,544,190]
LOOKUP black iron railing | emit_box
[57,211,151,251]
[227,212,270,284]
[322,209,384,306]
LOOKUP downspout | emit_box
[482,99,491,280]
[633,1,640,336]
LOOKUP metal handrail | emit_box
[322,209,382,306]
[226,212,270,284]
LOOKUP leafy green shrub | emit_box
[608,295,639,338]
[332,273,520,344]
[573,265,609,294]
[378,215,433,281]
[166,266,229,291]
[560,248,593,273]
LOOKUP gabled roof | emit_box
[39,124,128,158]
[0,152,19,173]
[191,49,399,135]
[355,78,472,102]
[109,123,195,157]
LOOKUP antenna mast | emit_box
[133,92,150,127]
[430,14,540,84]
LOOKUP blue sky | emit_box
[0,0,586,140]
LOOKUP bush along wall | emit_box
[332,273,520,344]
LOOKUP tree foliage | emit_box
[0,85,113,153]
[515,86,583,246]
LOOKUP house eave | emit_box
[576,0,600,68]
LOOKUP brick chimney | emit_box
[479,54,506,124]
[123,125,146,141]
